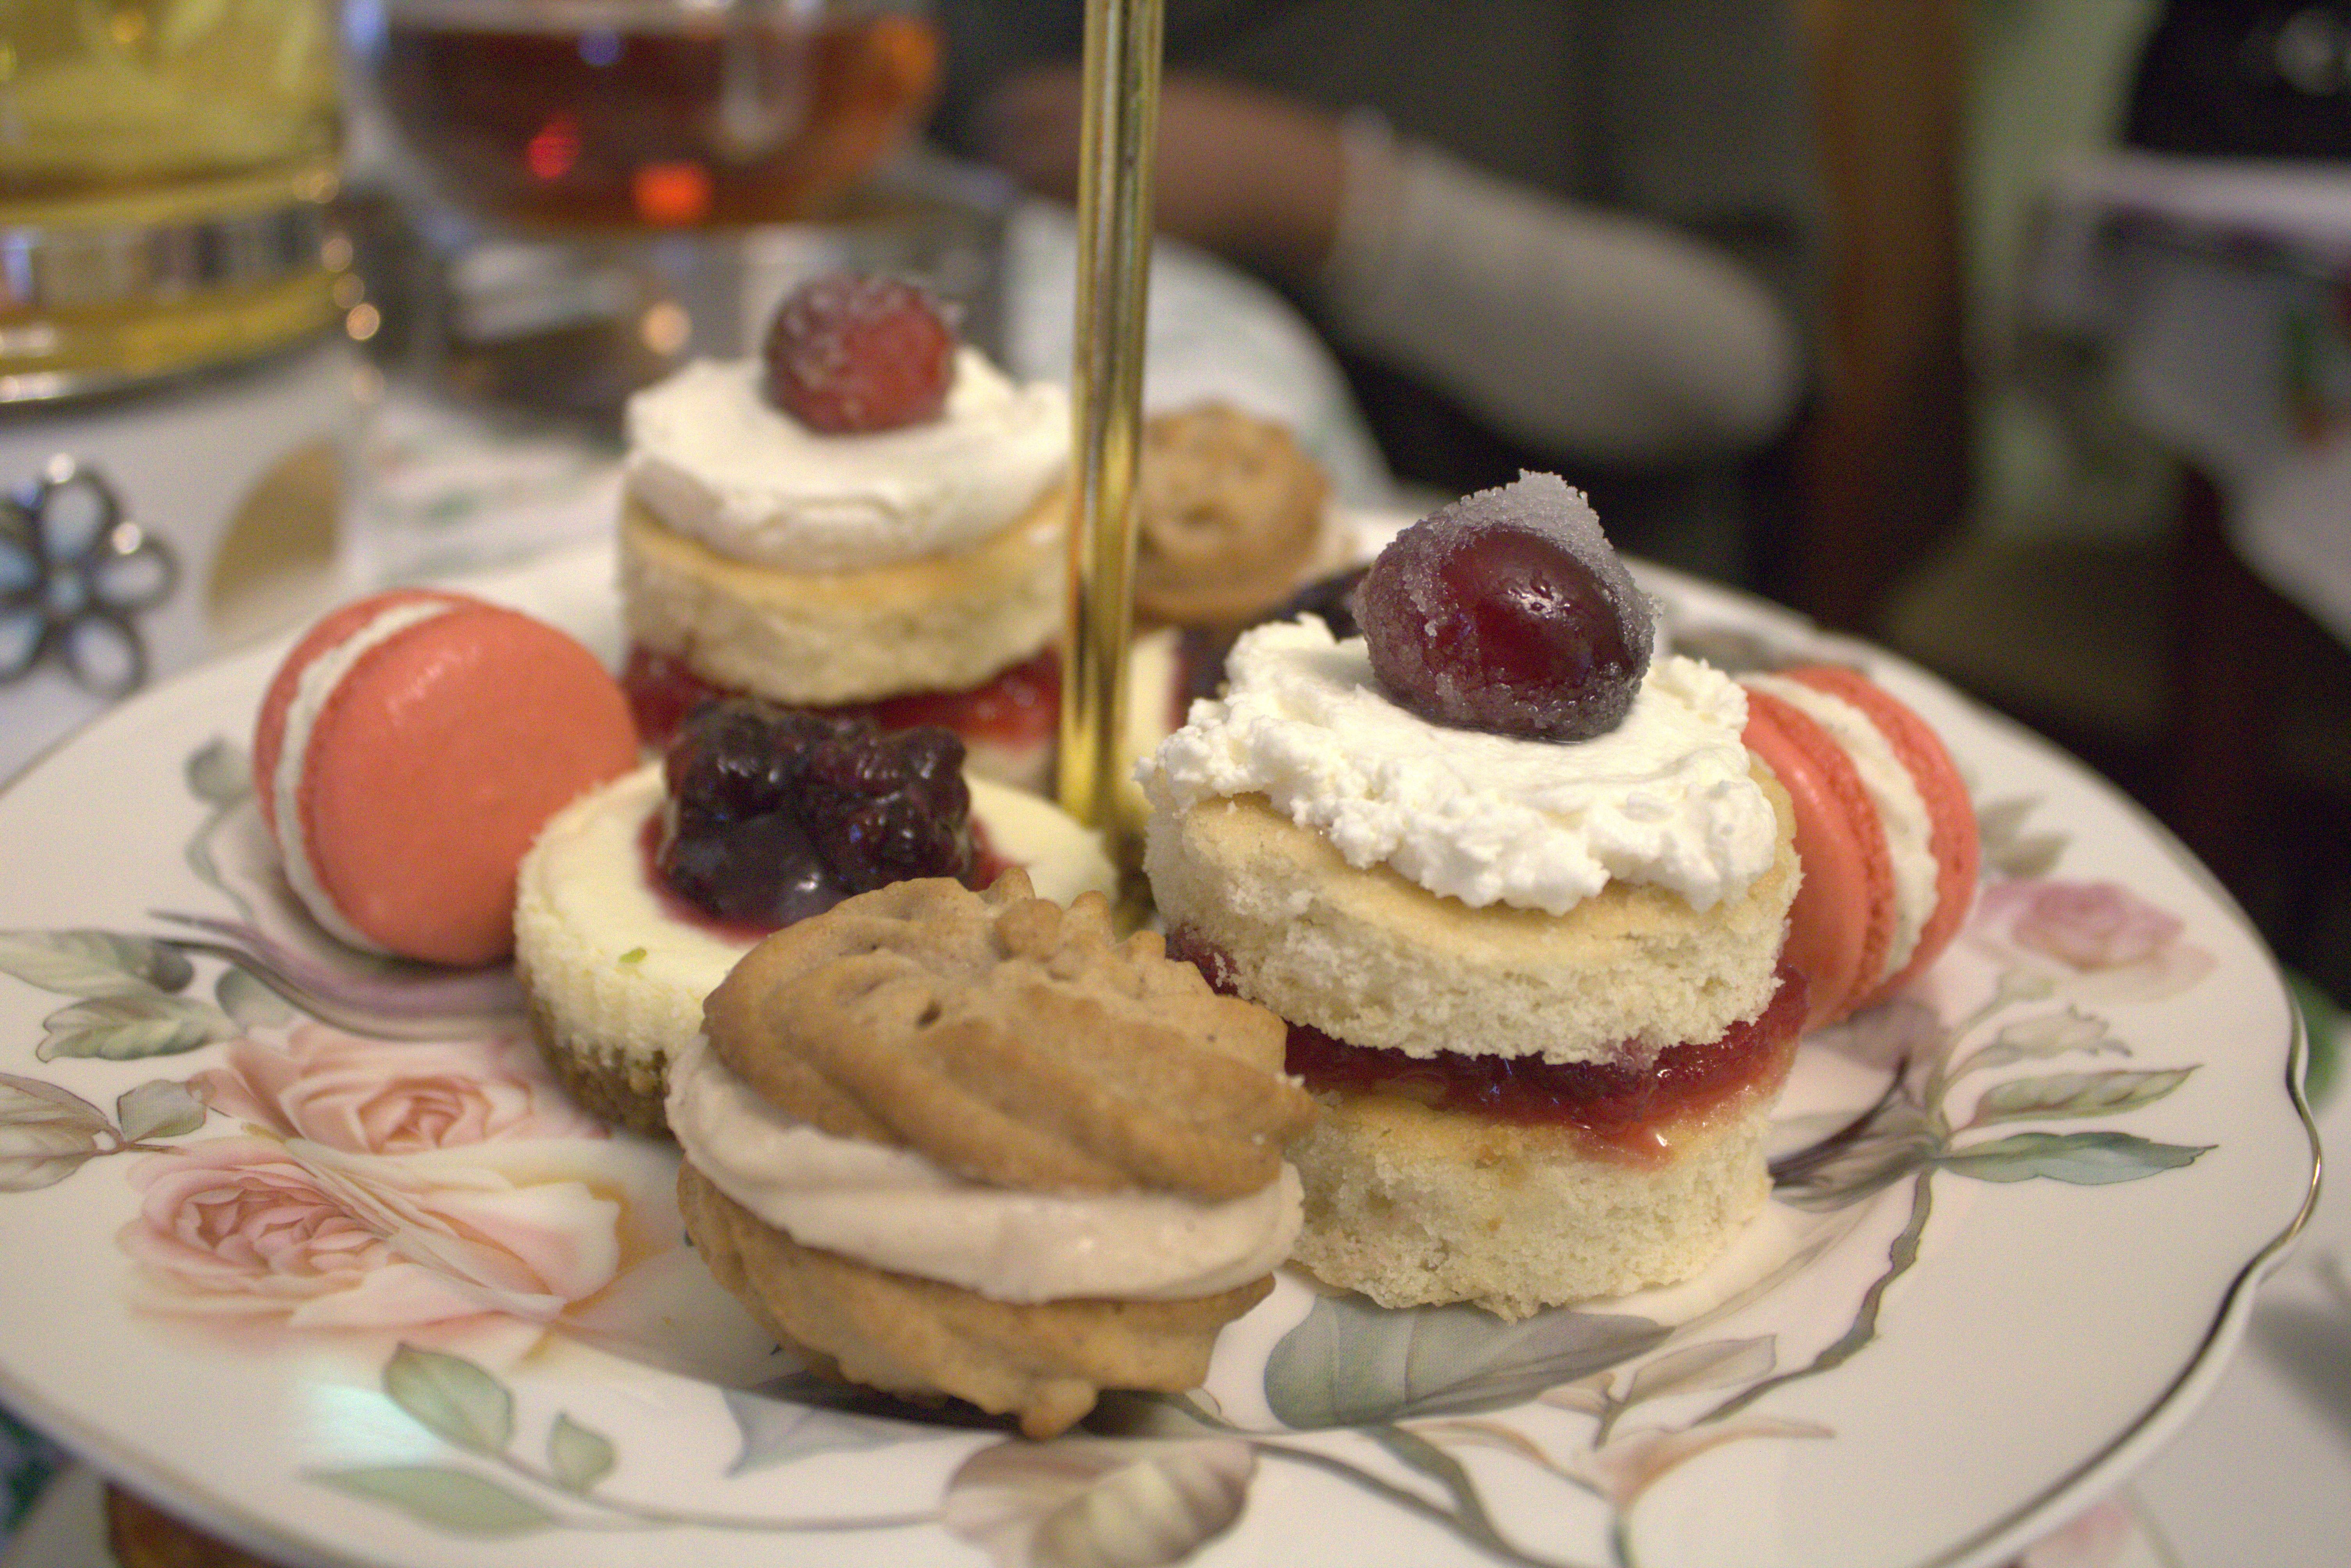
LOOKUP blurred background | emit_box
[2,3,2345,1019]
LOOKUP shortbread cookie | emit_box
[672,872,1314,1435]
[1133,403,1329,628]
[680,1163,1272,1439]
[700,874,1309,1196]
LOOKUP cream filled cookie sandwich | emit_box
[516,699,1117,1136]
[620,274,1070,789]
[1143,474,1803,1319]
[671,871,1317,1438]
[1131,401,1334,631]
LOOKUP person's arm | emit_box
[981,82,1807,470]
[1320,116,1804,467]
[982,68,1346,283]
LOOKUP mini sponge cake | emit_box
[615,279,1071,788]
[620,490,1063,721]
[1142,475,1806,1318]
[1149,776,1800,1316]
[1147,772,1797,1069]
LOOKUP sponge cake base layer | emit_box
[1144,771,1797,1065]
[620,492,1063,706]
[1288,1085,1777,1318]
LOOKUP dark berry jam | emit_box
[639,811,774,944]
[624,644,1060,754]
[1167,928,1804,1164]
[635,808,1015,941]
[655,699,972,930]
[636,707,1015,943]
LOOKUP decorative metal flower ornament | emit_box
[0,458,177,698]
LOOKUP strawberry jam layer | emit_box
[1167,928,1804,1157]
[624,644,1061,754]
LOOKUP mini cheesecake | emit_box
[516,758,1117,1136]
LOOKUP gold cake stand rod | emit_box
[1057,0,1165,875]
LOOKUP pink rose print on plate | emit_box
[194,1025,605,1154]
[119,1134,624,1334]
[111,1016,767,1375]
[1970,879,2214,1002]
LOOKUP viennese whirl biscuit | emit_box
[1133,402,1331,628]
[671,872,1314,1436]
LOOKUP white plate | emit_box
[0,541,2317,1568]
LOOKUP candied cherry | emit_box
[1352,473,1653,742]
[762,273,957,433]
[658,699,972,926]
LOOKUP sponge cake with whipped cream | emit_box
[619,275,1069,788]
[1143,475,1805,1316]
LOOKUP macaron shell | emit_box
[1742,685,1896,1029]
[293,603,639,967]
[1784,664,1979,1009]
[253,588,471,837]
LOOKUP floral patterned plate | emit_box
[0,539,2319,1568]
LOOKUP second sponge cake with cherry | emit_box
[1143,475,1805,1318]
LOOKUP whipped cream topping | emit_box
[1746,673,1936,985]
[667,1031,1301,1304]
[273,597,460,953]
[1142,617,1777,914]
[624,351,1070,573]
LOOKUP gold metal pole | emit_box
[1057,0,1163,867]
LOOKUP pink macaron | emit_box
[1742,664,1978,1028]
[254,589,640,967]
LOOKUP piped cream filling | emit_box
[667,1031,1302,1303]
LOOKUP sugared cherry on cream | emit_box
[1353,472,1654,742]
[761,273,957,433]
[658,699,972,926]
